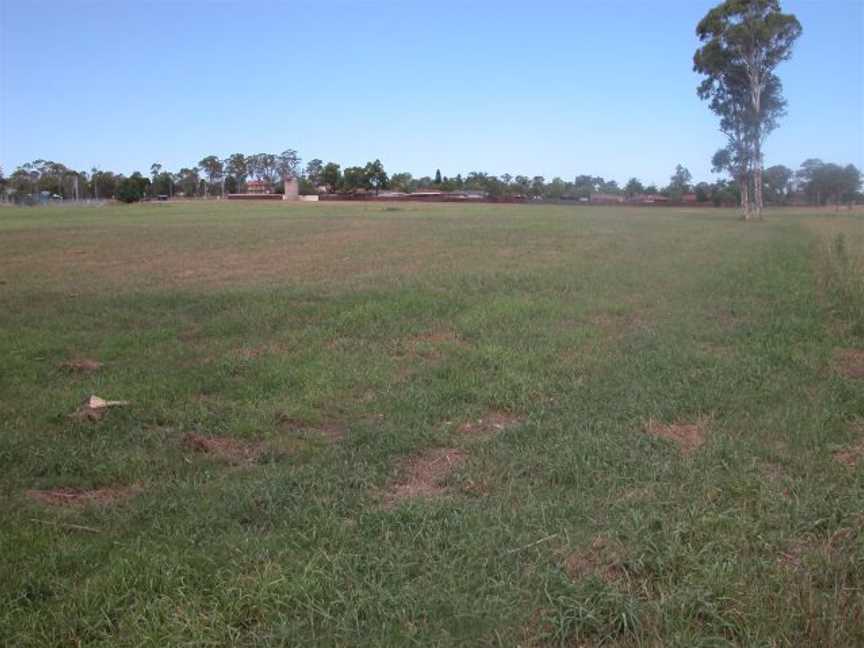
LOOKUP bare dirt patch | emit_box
[26,486,138,507]
[833,421,864,467]
[564,535,625,584]
[394,329,468,382]
[234,342,292,361]
[699,341,736,358]
[382,448,466,506]
[182,432,264,464]
[778,525,860,572]
[402,329,466,360]
[777,537,813,572]
[644,418,708,455]
[834,446,862,467]
[458,411,525,438]
[59,359,103,372]
[276,414,346,442]
[834,348,864,379]
[587,304,652,339]
[613,486,655,503]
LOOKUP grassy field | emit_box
[1,201,863,647]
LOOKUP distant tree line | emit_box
[0,150,301,204]
[2,155,859,207]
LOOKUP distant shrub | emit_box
[298,177,318,196]
[115,175,149,203]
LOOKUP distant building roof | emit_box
[590,192,625,203]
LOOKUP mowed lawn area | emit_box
[2,201,863,646]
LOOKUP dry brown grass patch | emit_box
[833,423,864,467]
[778,525,861,572]
[382,448,466,506]
[59,358,103,372]
[458,411,525,438]
[614,486,655,503]
[699,341,736,358]
[584,297,652,340]
[182,432,264,464]
[26,486,139,507]
[644,418,709,455]
[401,329,466,360]
[276,415,347,442]
[834,348,864,379]
[564,535,625,584]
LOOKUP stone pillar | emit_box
[283,177,299,201]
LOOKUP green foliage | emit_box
[364,159,389,192]
[150,172,173,197]
[389,172,413,193]
[797,159,862,206]
[297,177,317,195]
[668,164,692,195]
[625,177,644,197]
[304,158,323,186]
[322,162,341,193]
[115,173,150,203]
[763,164,793,204]
[175,167,200,197]
[695,0,802,216]
[225,153,248,186]
[341,165,366,192]
[276,149,301,180]
[197,156,223,189]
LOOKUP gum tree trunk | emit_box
[739,173,751,220]
[753,153,763,219]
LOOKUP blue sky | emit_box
[1,0,861,186]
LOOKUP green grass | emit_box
[1,201,863,646]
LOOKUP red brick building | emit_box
[247,179,272,194]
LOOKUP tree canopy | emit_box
[694,0,801,219]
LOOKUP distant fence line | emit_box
[0,198,109,208]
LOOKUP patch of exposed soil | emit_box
[614,486,655,503]
[182,432,263,464]
[458,411,525,438]
[460,477,492,497]
[59,359,103,372]
[757,459,781,479]
[316,423,347,442]
[834,348,864,379]
[644,419,707,455]
[564,535,625,584]
[234,342,291,360]
[833,421,864,467]
[382,448,466,506]
[26,486,138,507]
[401,329,466,361]
[778,526,860,572]
[699,341,735,358]
[236,346,268,360]
[275,414,346,442]
[777,537,813,571]
[834,441,864,467]
[588,308,651,338]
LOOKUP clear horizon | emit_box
[1,0,862,186]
